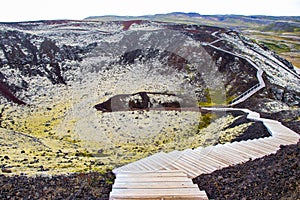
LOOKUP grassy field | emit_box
[242,30,300,68]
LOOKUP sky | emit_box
[0,0,299,22]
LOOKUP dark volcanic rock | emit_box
[231,121,270,142]
[282,121,300,134]
[0,171,115,200]
[119,48,189,71]
[193,141,300,200]
[0,28,97,104]
[95,92,197,112]
[0,80,26,105]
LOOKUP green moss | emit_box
[198,88,227,106]
[106,179,114,185]
[197,113,217,130]
[226,95,237,104]
[1,103,71,139]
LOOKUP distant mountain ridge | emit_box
[85,12,300,31]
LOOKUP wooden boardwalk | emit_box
[110,107,299,199]
[109,171,208,199]
[109,34,300,198]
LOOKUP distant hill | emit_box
[259,21,300,32]
[85,12,300,31]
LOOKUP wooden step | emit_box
[110,171,208,200]
[273,135,300,143]
[186,149,230,169]
[266,125,299,137]
[180,152,217,173]
[240,140,278,152]
[231,146,267,159]
[115,171,187,178]
[114,151,185,173]
[168,159,202,178]
[110,189,208,199]
[254,137,283,147]
[220,143,265,160]
[113,181,195,189]
[215,145,256,161]
[183,149,225,169]
[114,152,170,173]
[211,145,251,163]
[136,153,170,171]
[145,151,183,170]
[212,145,250,161]
[185,149,229,169]
[236,141,276,155]
[178,156,215,175]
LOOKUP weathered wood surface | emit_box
[110,107,299,199]
[110,171,208,200]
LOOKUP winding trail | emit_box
[204,40,266,106]
[109,36,300,199]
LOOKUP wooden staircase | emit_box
[109,108,300,199]
[109,171,208,200]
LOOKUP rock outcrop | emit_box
[95,92,197,112]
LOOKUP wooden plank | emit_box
[110,188,204,196]
[175,158,210,177]
[216,147,253,161]
[179,156,214,174]
[243,141,278,152]
[115,177,190,182]
[272,136,299,144]
[213,145,255,162]
[169,159,201,173]
[110,194,207,200]
[258,137,284,146]
[115,162,145,172]
[167,150,183,159]
[186,149,229,167]
[186,151,228,170]
[237,142,274,154]
[194,150,230,165]
[132,152,181,171]
[226,142,268,156]
[113,181,196,189]
[115,170,183,174]
[116,172,187,178]
[273,135,299,143]
[200,150,235,166]
[255,138,281,147]
[180,152,219,171]
[205,148,245,164]
[223,144,262,160]
[115,153,169,172]
[213,145,252,160]
[154,151,182,162]
[139,153,169,167]
[145,155,177,170]
[133,160,159,171]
